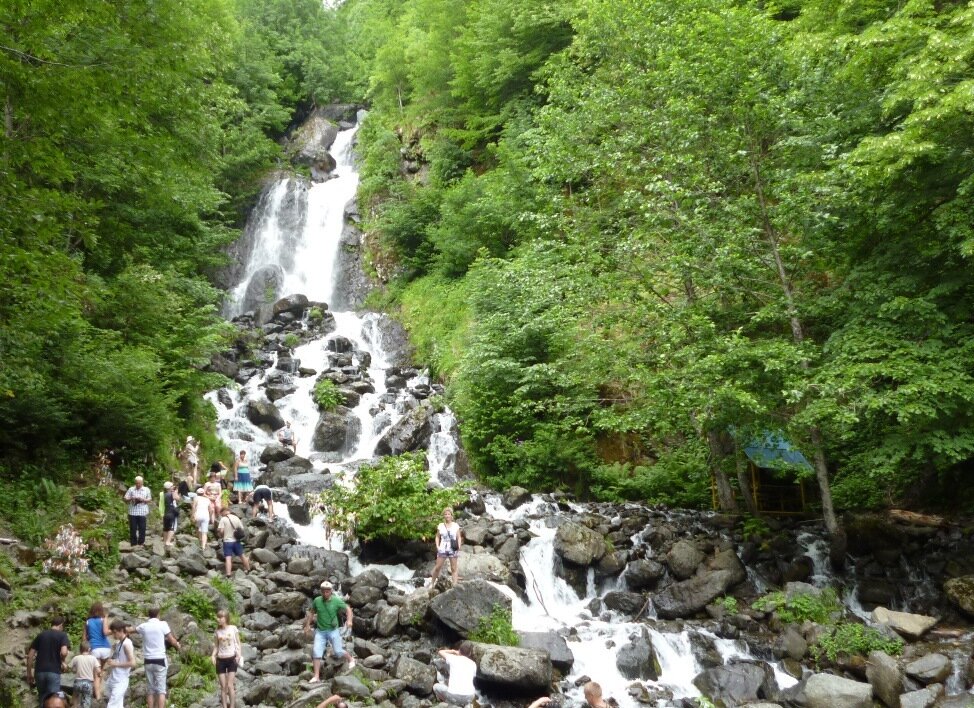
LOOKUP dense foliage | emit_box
[341,0,974,511]
[0,0,342,479]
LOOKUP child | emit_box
[68,641,101,708]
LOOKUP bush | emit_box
[312,378,343,410]
[178,588,217,630]
[469,604,519,646]
[309,453,468,542]
[283,333,300,349]
[42,524,89,578]
[814,622,904,662]
[308,307,324,322]
[752,588,842,625]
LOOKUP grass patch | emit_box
[470,604,519,646]
[395,273,472,381]
[752,588,841,625]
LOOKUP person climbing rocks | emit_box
[247,484,275,520]
[26,616,70,708]
[232,449,253,504]
[161,481,180,547]
[192,487,211,547]
[217,506,250,577]
[123,476,151,546]
[429,507,462,587]
[204,466,223,525]
[69,641,102,708]
[83,602,112,663]
[304,581,355,681]
[103,620,135,708]
[180,436,200,486]
[137,607,180,708]
[433,642,476,705]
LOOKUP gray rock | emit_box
[625,559,666,591]
[943,576,974,617]
[250,548,283,567]
[457,553,510,582]
[246,398,285,430]
[871,607,939,640]
[265,591,309,619]
[517,632,574,673]
[706,547,747,585]
[351,568,390,590]
[260,444,296,464]
[175,551,208,577]
[773,625,808,661]
[243,611,278,632]
[899,684,943,708]
[285,471,337,496]
[393,655,436,694]
[273,294,310,316]
[374,405,434,456]
[468,642,553,693]
[429,580,510,637]
[603,591,646,617]
[666,540,705,580]
[554,521,606,567]
[462,519,490,546]
[654,570,737,619]
[332,673,372,698]
[805,673,873,708]
[693,661,777,706]
[866,650,903,708]
[312,406,361,452]
[375,604,400,637]
[904,653,950,684]
[616,630,660,680]
[348,585,383,608]
[265,384,297,402]
[399,588,433,628]
[502,486,532,510]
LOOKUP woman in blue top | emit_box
[232,450,253,504]
[84,602,112,662]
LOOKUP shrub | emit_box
[308,307,324,322]
[309,453,468,542]
[470,604,519,646]
[742,515,771,541]
[312,378,343,410]
[178,588,217,629]
[283,333,300,349]
[814,622,904,662]
[42,524,89,578]
[752,588,842,625]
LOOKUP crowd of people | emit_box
[28,438,607,708]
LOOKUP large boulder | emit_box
[666,540,705,580]
[287,111,339,168]
[285,471,336,497]
[502,486,532,510]
[246,399,286,430]
[804,673,873,708]
[904,653,951,684]
[241,265,285,319]
[374,405,434,456]
[517,632,574,674]
[393,655,436,695]
[312,406,361,452]
[554,521,606,567]
[693,661,777,706]
[654,569,737,619]
[261,457,313,487]
[625,559,666,591]
[899,685,943,708]
[264,591,308,619]
[866,650,903,708]
[260,444,296,464]
[457,553,511,583]
[870,607,938,640]
[273,294,309,317]
[467,643,552,694]
[616,630,660,681]
[943,576,974,617]
[429,580,511,637]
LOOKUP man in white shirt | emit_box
[433,642,476,705]
[136,608,180,708]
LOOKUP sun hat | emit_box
[163,481,173,489]
[186,435,194,442]
[320,581,333,590]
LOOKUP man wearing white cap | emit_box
[303,581,354,681]
[124,476,151,546]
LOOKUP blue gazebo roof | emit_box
[743,432,813,473]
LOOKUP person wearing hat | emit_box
[180,436,200,486]
[124,476,152,546]
[161,481,180,547]
[303,581,355,681]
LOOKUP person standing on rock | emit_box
[429,507,462,587]
[123,476,151,546]
[217,506,250,577]
[69,641,102,708]
[232,449,253,504]
[205,466,223,525]
[137,607,180,708]
[304,581,355,681]
[161,481,180,547]
[211,609,242,708]
[83,603,112,664]
[433,643,477,705]
[192,487,211,547]
[26,616,70,707]
[180,436,200,486]
[103,620,135,708]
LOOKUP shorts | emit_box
[223,541,244,557]
[91,646,111,661]
[216,657,238,674]
[196,516,209,533]
[144,662,168,695]
[74,678,94,708]
[313,628,346,660]
[437,549,459,559]
[163,513,177,532]
[252,487,272,505]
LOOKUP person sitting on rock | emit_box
[433,642,476,706]
[277,421,297,453]
[527,682,608,708]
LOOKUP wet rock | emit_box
[706,548,747,586]
[625,559,666,591]
[654,569,737,619]
[554,521,606,567]
[216,388,234,409]
[603,591,646,617]
[375,604,400,637]
[616,629,659,680]
[772,625,807,661]
[246,398,286,430]
[429,580,510,637]
[393,655,436,694]
[210,353,239,380]
[502,486,532,510]
[265,383,297,402]
[804,672,873,708]
[284,471,336,497]
[517,631,574,673]
[597,551,627,577]
[899,684,943,708]
[273,294,309,317]
[457,553,510,582]
[666,540,705,580]
[374,405,434,456]
[260,444,297,464]
[312,406,361,452]
[943,576,974,618]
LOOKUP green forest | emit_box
[4,0,974,521]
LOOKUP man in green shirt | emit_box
[303,581,355,681]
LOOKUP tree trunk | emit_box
[735,450,759,515]
[708,430,738,512]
